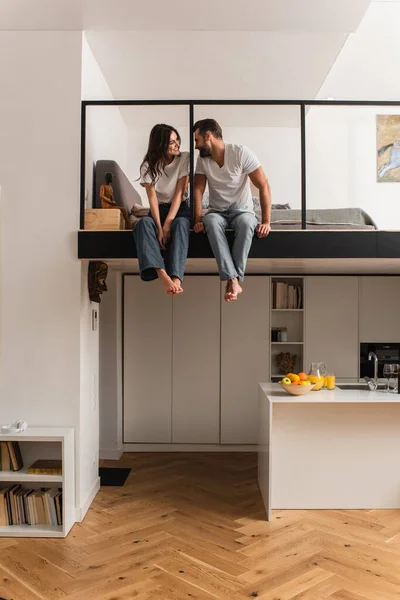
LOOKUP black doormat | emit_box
[99,467,131,486]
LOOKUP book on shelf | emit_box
[272,282,303,309]
[27,460,62,476]
[0,485,63,526]
[0,442,23,472]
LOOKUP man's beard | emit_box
[199,145,211,158]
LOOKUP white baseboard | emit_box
[122,443,258,452]
[76,476,100,522]
[99,448,123,460]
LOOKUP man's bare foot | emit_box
[224,278,242,302]
[156,269,179,295]
[171,276,183,294]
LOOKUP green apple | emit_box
[281,377,291,385]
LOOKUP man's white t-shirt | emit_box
[140,151,190,204]
[195,144,260,213]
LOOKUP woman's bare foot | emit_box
[224,278,242,302]
[156,269,179,295]
[171,276,183,294]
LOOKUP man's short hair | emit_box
[193,118,223,140]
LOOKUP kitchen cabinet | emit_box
[123,276,173,443]
[305,276,358,379]
[359,277,400,343]
[172,276,220,443]
[221,276,270,444]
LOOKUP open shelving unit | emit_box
[270,277,305,381]
[0,427,74,538]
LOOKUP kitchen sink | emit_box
[336,384,386,391]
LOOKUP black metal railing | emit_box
[80,99,400,230]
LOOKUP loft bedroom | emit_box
[79,100,400,273]
[78,11,400,275]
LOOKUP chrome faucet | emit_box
[365,351,379,390]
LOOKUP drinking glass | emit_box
[383,364,398,392]
[326,373,336,390]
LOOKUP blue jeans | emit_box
[133,203,191,282]
[203,209,257,282]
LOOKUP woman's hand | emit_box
[157,228,166,250]
[194,219,205,233]
[162,221,171,245]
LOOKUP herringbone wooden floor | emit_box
[1,453,400,600]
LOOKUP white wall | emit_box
[99,270,122,458]
[0,32,95,511]
[305,1,400,229]
[82,35,128,208]
[79,261,100,513]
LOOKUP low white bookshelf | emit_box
[0,427,74,538]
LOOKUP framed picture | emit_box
[377,114,400,182]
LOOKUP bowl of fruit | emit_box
[279,372,316,395]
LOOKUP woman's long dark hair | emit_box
[140,123,181,184]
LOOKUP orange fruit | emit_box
[291,380,300,385]
[298,372,308,381]
[288,373,300,382]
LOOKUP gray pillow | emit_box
[252,197,291,210]
[272,203,291,210]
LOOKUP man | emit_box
[193,118,271,301]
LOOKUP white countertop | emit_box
[259,382,400,403]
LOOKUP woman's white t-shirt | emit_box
[140,151,190,204]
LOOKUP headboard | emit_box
[94,160,142,211]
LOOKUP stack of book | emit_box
[272,282,303,309]
[0,442,23,471]
[28,460,62,476]
[0,486,62,526]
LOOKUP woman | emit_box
[133,124,190,295]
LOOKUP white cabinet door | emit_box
[123,276,172,443]
[305,277,358,379]
[172,276,220,443]
[359,277,400,342]
[221,276,270,444]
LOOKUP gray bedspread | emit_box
[267,207,377,230]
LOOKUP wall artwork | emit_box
[377,114,400,182]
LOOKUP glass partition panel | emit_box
[85,105,189,219]
[306,104,400,231]
[194,105,301,228]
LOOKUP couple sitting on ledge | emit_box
[133,118,272,302]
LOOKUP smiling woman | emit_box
[133,123,191,295]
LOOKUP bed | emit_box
[267,207,377,230]
[94,161,377,231]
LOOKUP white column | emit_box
[0,31,94,515]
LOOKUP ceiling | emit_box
[0,0,371,32]
[316,1,400,100]
[84,30,350,105]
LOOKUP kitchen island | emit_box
[258,383,400,520]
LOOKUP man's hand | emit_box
[256,222,271,238]
[162,221,171,245]
[194,220,205,233]
[157,228,166,250]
